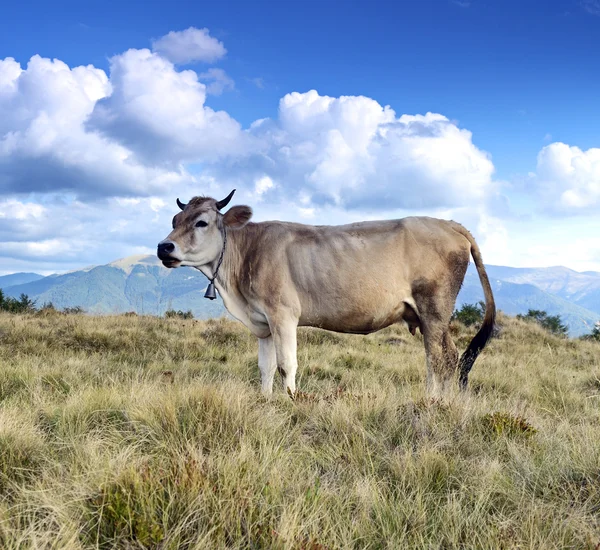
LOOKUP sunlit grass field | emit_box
[0,311,599,549]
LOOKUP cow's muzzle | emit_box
[157,242,181,268]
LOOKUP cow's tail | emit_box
[452,224,496,389]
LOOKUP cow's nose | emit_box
[157,242,175,258]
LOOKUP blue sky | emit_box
[0,0,599,274]
[4,0,600,178]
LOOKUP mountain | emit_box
[0,272,44,289]
[3,256,599,336]
[484,265,600,313]
[2,255,226,319]
[457,268,598,337]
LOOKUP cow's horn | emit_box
[216,189,236,211]
[176,198,187,210]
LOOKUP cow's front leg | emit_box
[270,318,299,397]
[258,335,277,397]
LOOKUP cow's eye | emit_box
[195,220,208,228]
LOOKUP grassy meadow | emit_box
[0,310,599,549]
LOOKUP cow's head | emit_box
[157,190,253,268]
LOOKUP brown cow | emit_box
[157,190,495,397]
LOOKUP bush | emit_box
[165,309,194,320]
[516,309,568,337]
[0,291,37,314]
[63,306,85,315]
[0,290,85,316]
[451,301,485,327]
[582,321,600,342]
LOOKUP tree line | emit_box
[0,290,84,315]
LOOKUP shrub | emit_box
[63,306,85,315]
[165,309,194,320]
[516,309,568,337]
[582,321,600,342]
[451,301,485,327]
[0,291,85,316]
[0,291,37,314]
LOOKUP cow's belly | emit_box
[298,299,409,335]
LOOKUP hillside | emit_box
[0,312,599,548]
[458,267,599,336]
[2,255,226,319]
[484,265,600,316]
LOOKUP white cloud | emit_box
[198,68,235,95]
[297,207,315,218]
[0,54,193,199]
[149,197,166,212]
[477,213,511,266]
[535,142,600,212]
[0,35,597,274]
[0,191,204,272]
[254,175,275,199]
[87,48,247,165]
[0,199,46,220]
[151,27,227,64]
[205,90,495,211]
[0,58,23,93]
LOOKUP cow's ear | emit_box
[223,205,253,229]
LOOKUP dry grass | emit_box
[0,311,599,549]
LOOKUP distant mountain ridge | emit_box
[1,255,225,319]
[0,272,44,289]
[1,256,599,336]
[483,264,600,316]
[458,266,599,337]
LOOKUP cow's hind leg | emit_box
[258,335,277,397]
[423,325,459,397]
[412,278,459,397]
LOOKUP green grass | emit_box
[0,311,599,549]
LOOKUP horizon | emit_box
[1,0,599,274]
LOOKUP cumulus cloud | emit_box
[0,54,193,199]
[204,90,495,211]
[253,175,275,202]
[535,142,600,212]
[7,36,593,273]
[152,27,226,64]
[87,49,246,165]
[198,68,235,95]
[0,191,196,272]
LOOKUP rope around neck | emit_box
[203,224,227,300]
[210,225,227,284]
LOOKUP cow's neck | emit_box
[196,224,255,320]
[197,229,228,284]
[199,225,253,286]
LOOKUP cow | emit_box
[157,190,496,398]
